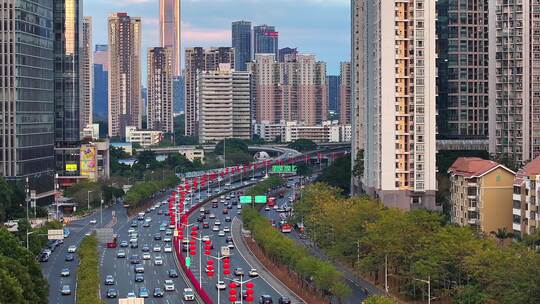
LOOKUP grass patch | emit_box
[76,234,105,304]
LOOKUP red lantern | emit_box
[207,265,214,271]
[229,295,237,302]
[228,289,237,295]
[223,263,230,269]
[205,245,212,250]
[204,250,211,255]
[207,271,214,277]
[205,240,211,245]
[223,269,231,275]
[189,245,196,251]
[246,295,254,302]
[229,282,237,289]
[207,260,214,265]
[223,257,230,263]
[190,231,197,236]
[189,240,196,245]
[246,289,254,295]
[245,282,255,289]
[191,226,197,231]
[189,251,196,256]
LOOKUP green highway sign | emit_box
[255,196,267,204]
[185,256,191,267]
[239,196,252,204]
[271,165,297,174]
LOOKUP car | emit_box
[227,204,233,209]
[104,275,115,285]
[67,245,77,253]
[212,225,219,231]
[60,268,70,277]
[223,209,229,214]
[117,250,126,258]
[200,207,205,213]
[249,268,259,277]
[276,208,285,213]
[61,285,71,295]
[260,295,273,304]
[273,205,279,210]
[223,226,230,233]
[143,222,150,227]
[202,235,211,242]
[234,267,244,276]
[237,209,242,215]
[153,245,161,252]
[130,255,141,264]
[154,233,162,240]
[237,204,242,209]
[158,210,163,215]
[278,296,292,304]
[218,230,225,237]
[165,229,172,236]
[106,288,118,298]
[264,206,270,211]
[127,291,136,298]
[153,287,164,297]
[168,269,178,278]
[65,253,74,261]
[209,213,216,219]
[183,288,195,301]
[131,221,138,227]
[63,228,70,238]
[226,236,233,242]
[159,225,166,231]
[138,287,149,298]
[142,244,150,252]
[215,220,221,226]
[197,216,205,222]
[164,280,175,291]
[164,244,172,252]
[120,240,129,248]
[90,219,97,224]
[216,280,226,290]
[163,236,172,242]
[135,273,144,282]
[154,256,163,265]
[203,222,210,229]
[130,240,138,248]
[225,216,232,222]
[135,264,144,273]
[143,252,151,260]
[39,252,50,262]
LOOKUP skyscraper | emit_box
[489,1,540,164]
[93,45,109,121]
[356,0,438,210]
[437,0,489,140]
[0,0,55,192]
[159,0,181,76]
[232,21,252,71]
[254,25,278,57]
[147,47,174,133]
[81,17,93,132]
[339,62,351,124]
[173,75,185,114]
[184,47,235,137]
[327,75,340,113]
[278,47,297,63]
[198,64,251,143]
[108,13,142,138]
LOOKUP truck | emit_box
[267,197,276,207]
[106,234,118,248]
[280,223,293,233]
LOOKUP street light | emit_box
[87,190,94,210]
[224,276,259,304]
[413,276,431,304]
[26,231,35,250]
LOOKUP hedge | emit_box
[76,234,105,304]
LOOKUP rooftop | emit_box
[515,156,540,185]
[448,157,507,178]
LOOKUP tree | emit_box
[287,139,317,152]
[316,156,351,195]
[330,281,352,302]
[363,296,396,304]
[490,228,513,246]
[214,138,249,155]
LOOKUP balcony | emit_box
[468,206,479,212]
[467,218,479,225]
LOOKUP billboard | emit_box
[66,163,78,172]
[80,144,97,180]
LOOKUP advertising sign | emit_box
[80,144,97,180]
[48,229,64,240]
[65,163,78,172]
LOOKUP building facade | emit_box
[93,44,108,120]
[198,64,251,143]
[253,25,278,57]
[360,0,438,210]
[108,13,142,138]
[0,0,56,194]
[284,121,351,143]
[81,16,93,132]
[125,127,163,147]
[232,21,252,71]
[327,75,340,113]
[159,0,181,76]
[147,47,174,133]
[513,156,540,237]
[278,47,297,63]
[448,157,515,233]
[184,47,235,137]
[339,62,351,124]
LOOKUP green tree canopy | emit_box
[287,138,317,152]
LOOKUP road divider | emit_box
[76,233,106,304]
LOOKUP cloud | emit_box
[183,28,230,45]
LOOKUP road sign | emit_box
[119,298,144,304]
[271,165,297,174]
[239,196,252,204]
[47,229,64,240]
[255,196,267,204]
[95,228,114,243]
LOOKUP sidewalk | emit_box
[231,218,306,304]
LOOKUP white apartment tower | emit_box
[147,47,174,133]
[81,16,93,134]
[359,0,438,210]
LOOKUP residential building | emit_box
[284,121,351,143]
[141,87,148,118]
[232,21,252,71]
[198,64,251,143]
[359,0,438,210]
[159,0,181,76]
[173,75,184,114]
[489,1,540,165]
[179,148,204,163]
[327,75,340,113]
[184,47,235,137]
[93,45,108,120]
[339,62,351,124]
[513,156,540,237]
[278,47,297,63]
[0,0,56,195]
[147,47,174,133]
[448,157,515,233]
[125,127,163,147]
[81,124,100,141]
[249,54,281,124]
[56,140,111,188]
[108,13,142,138]
[81,17,93,133]
[253,25,278,57]
[437,0,489,139]
[254,121,285,142]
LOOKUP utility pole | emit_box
[25,178,30,223]
[413,276,431,304]
[385,254,388,293]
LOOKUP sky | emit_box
[84,0,351,80]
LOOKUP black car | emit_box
[39,252,50,262]
[278,297,291,304]
[226,236,233,242]
[65,254,74,261]
[142,245,150,252]
[227,204,233,209]
[197,216,204,223]
[131,221,138,228]
[153,287,164,298]
[259,295,273,304]
[168,269,178,278]
[106,288,118,298]
[130,255,141,264]
[135,273,144,282]
[154,233,162,240]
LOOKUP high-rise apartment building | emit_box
[108,13,142,138]
[278,47,298,63]
[0,0,55,192]
[147,47,174,133]
[93,45,108,120]
[357,0,438,210]
[327,75,340,113]
[81,17,93,132]
[254,25,278,57]
[249,53,328,126]
[437,0,489,139]
[184,47,235,137]
[159,0,181,76]
[232,21,252,71]
[339,62,351,124]
[173,75,185,113]
[198,64,251,143]
[489,1,540,165]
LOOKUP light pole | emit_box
[87,190,94,210]
[224,276,259,304]
[100,195,104,226]
[206,251,228,304]
[26,231,35,250]
[413,276,431,304]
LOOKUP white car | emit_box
[163,237,172,242]
[273,205,279,210]
[249,268,259,277]
[223,227,230,233]
[153,245,161,252]
[216,280,226,290]
[127,291,136,298]
[202,235,210,242]
[142,252,151,260]
[209,213,216,219]
[89,219,97,224]
[212,226,219,232]
[218,230,225,237]
[264,206,270,211]
[183,288,195,301]
[60,268,70,277]
[67,245,77,253]
[164,280,175,291]
[215,220,221,226]
[154,256,163,266]
[237,204,242,209]
[164,245,172,252]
